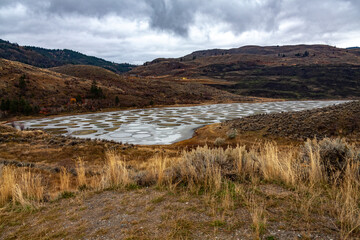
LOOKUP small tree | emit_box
[23,101,33,115]
[18,74,27,95]
[89,80,104,99]
[9,99,19,113]
[0,99,6,111]
[75,95,82,103]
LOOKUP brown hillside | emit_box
[130,45,360,100]
[0,59,262,117]
[0,59,94,108]
[51,65,123,82]
[131,44,360,77]
[177,101,360,148]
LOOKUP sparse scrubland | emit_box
[1,40,360,239]
[0,102,360,239]
[1,134,360,239]
[1,101,360,239]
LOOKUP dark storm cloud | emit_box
[2,0,360,36]
[0,0,360,63]
[0,0,284,36]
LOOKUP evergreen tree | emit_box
[89,80,104,99]
[9,99,19,113]
[0,99,6,111]
[75,94,82,103]
[19,74,27,93]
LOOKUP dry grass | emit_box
[0,166,17,205]
[100,151,132,189]
[1,137,359,237]
[59,167,71,192]
[257,142,298,185]
[18,170,44,203]
[303,139,326,184]
[335,162,360,239]
[76,158,87,188]
[0,166,44,208]
[248,195,267,239]
[154,138,360,237]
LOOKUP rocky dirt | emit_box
[0,186,341,240]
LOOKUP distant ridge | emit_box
[131,44,360,99]
[0,39,135,73]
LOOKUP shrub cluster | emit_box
[0,98,39,115]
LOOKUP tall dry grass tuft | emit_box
[76,158,87,188]
[170,146,228,192]
[19,170,44,203]
[165,143,300,192]
[143,154,175,187]
[229,145,258,181]
[335,161,360,239]
[0,166,44,207]
[59,167,71,192]
[258,142,298,185]
[12,184,29,207]
[101,151,132,189]
[0,166,17,205]
[300,138,359,185]
[303,139,325,185]
[247,194,267,239]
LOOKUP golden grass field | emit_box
[0,100,359,239]
[1,118,360,239]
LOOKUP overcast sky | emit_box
[0,0,359,64]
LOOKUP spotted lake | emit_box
[18,100,347,145]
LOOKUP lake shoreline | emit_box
[15,100,349,145]
[2,97,352,123]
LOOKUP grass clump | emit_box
[210,220,226,227]
[59,191,75,199]
[300,138,360,183]
[227,128,237,139]
[76,157,87,189]
[0,166,44,209]
[214,137,225,146]
[100,151,133,189]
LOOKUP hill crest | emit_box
[0,39,135,74]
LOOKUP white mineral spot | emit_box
[18,100,349,145]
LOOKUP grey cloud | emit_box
[147,0,198,36]
[2,0,360,37]
[1,0,360,63]
[0,0,284,36]
[46,0,149,18]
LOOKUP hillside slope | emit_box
[130,45,360,99]
[0,39,135,74]
[0,59,259,118]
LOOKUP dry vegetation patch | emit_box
[1,135,360,239]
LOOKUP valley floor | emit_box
[1,101,360,240]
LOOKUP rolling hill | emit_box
[0,59,260,118]
[131,44,360,99]
[0,39,135,74]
